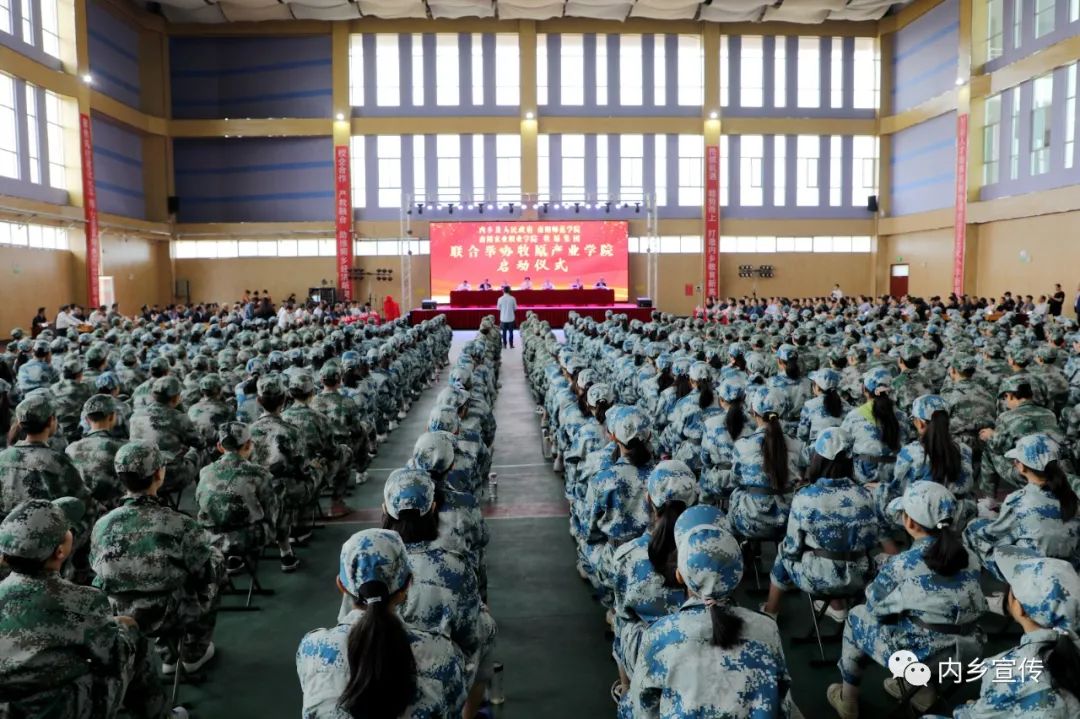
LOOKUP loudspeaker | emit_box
[636,297,653,308]
[167,195,180,215]
[421,299,438,310]
[867,194,879,212]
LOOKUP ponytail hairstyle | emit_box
[729,354,747,372]
[783,356,802,380]
[381,507,439,545]
[674,374,693,400]
[708,602,745,649]
[647,500,687,587]
[698,378,715,410]
[657,368,674,393]
[805,451,854,483]
[1037,615,1080,701]
[614,437,654,468]
[1036,460,1079,521]
[871,393,902,452]
[921,520,968,577]
[724,399,747,441]
[593,399,611,425]
[577,390,591,417]
[821,388,843,419]
[338,581,417,719]
[709,355,724,370]
[760,412,790,492]
[921,410,962,486]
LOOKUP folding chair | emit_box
[791,590,863,666]
[220,554,274,612]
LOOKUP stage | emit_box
[408,302,652,329]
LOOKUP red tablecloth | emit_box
[449,288,615,307]
[410,303,651,329]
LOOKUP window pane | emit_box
[238,240,259,257]
[538,134,549,198]
[682,236,702,253]
[677,35,703,106]
[813,236,833,252]
[1031,72,1053,176]
[756,237,776,253]
[677,134,702,207]
[773,136,786,206]
[796,135,820,206]
[45,91,64,190]
[375,35,400,107]
[736,236,755,253]
[830,37,844,108]
[0,73,18,179]
[853,38,879,110]
[413,135,426,202]
[349,35,364,106]
[851,236,872,252]
[562,34,585,105]
[562,133,585,200]
[1066,64,1076,170]
[215,240,237,258]
[319,239,336,256]
[495,134,520,202]
[719,236,736,253]
[620,134,644,199]
[620,35,643,106]
[654,35,666,106]
[655,134,666,206]
[832,236,852,252]
[987,0,1004,61]
[376,240,399,256]
[277,239,298,257]
[1009,88,1021,180]
[774,38,786,108]
[659,236,680,253]
[377,135,402,208]
[437,134,460,201]
[983,94,1002,184]
[830,136,842,206]
[719,36,729,107]
[1035,0,1055,38]
[174,240,197,258]
[851,135,879,206]
[794,236,813,252]
[797,37,821,108]
[297,239,320,256]
[355,241,377,256]
[350,136,366,208]
[257,240,277,257]
[739,135,763,206]
[776,237,794,252]
[537,33,548,105]
[411,34,424,105]
[494,34,520,106]
[0,0,10,34]
[740,36,764,107]
[25,84,41,184]
[435,34,460,106]
[596,35,608,105]
[471,33,484,106]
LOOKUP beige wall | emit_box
[717,253,874,299]
[173,256,337,306]
[975,210,1080,299]
[0,246,76,335]
[877,229,954,297]
[101,234,172,313]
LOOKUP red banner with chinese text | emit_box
[429,221,629,302]
[952,113,969,296]
[705,144,720,298]
[79,113,100,308]
[334,145,353,302]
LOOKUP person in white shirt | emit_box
[519,276,533,290]
[496,287,518,349]
[570,278,584,290]
[54,305,74,331]
[830,284,843,300]
[456,280,471,291]
[540,279,555,290]
[1032,295,1050,316]
[276,302,293,330]
[88,306,106,326]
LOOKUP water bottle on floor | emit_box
[489,472,498,501]
[489,662,505,705]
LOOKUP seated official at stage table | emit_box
[520,276,534,290]
[456,280,471,291]
[540,279,555,290]
[478,279,492,290]
[570,278,584,290]
[594,277,608,289]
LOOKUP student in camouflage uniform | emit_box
[16,340,59,395]
[940,355,995,478]
[129,376,200,502]
[91,442,224,675]
[186,373,234,453]
[50,356,91,442]
[890,345,932,416]
[0,497,182,719]
[195,421,279,568]
[308,363,361,516]
[979,375,1063,496]
[65,394,125,509]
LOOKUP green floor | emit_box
[183,334,1010,718]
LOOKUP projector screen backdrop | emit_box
[429,221,629,302]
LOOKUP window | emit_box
[537,33,548,105]
[719,36,729,107]
[1066,63,1077,169]
[597,134,609,199]
[538,134,549,198]
[349,35,364,106]
[276,239,298,257]
[494,34,519,106]
[0,0,10,34]
[773,136,786,206]
[852,135,879,206]
[561,134,585,200]
[40,0,58,58]
[983,94,1002,184]
[1013,0,1023,49]
[596,35,608,105]
[413,135,426,203]
[376,135,402,208]
[436,134,460,200]
[471,134,484,202]
[1035,0,1055,38]
[829,136,842,206]
[350,136,365,208]
[0,74,16,179]
[677,35,703,106]
[987,0,1004,61]
[632,235,702,254]
[796,135,820,206]
[18,0,31,45]
[25,84,40,184]
[678,135,702,207]
[797,37,821,108]
[561,34,585,105]
[720,235,871,253]
[740,36,764,107]
[719,135,728,206]
[654,36,666,105]
[435,34,460,106]
[774,38,787,108]
[471,33,484,106]
[620,134,644,199]
[1031,72,1053,175]
[655,134,666,206]
[495,134,520,201]
[1073,0,1079,22]
[44,90,63,189]
[1009,89,1021,179]
[739,135,764,206]
[852,38,879,110]
[0,220,67,250]
[830,37,844,108]
[411,34,424,106]
[375,35,399,107]
[620,35,643,106]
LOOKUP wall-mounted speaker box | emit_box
[421,299,438,310]
[636,297,653,308]
[167,195,180,215]
[867,195,879,212]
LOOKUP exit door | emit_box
[889,264,909,297]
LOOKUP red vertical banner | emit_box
[952,113,969,296]
[704,144,720,298]
[79,113,100,308]
[334,144,353,302]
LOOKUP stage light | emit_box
[553,203,562,210]
[634,203,641,213]
[605,202,612,213]
[486,204,494,210]
[525,111,535,120]
[478,204,484,214]
[426,204,433,210]
[541,203,549,213]
[573,203,580,213]
[335,112,346,121]
[82,74,93,84]
[466,204,476,210]
[508,203,515,213]
[621,202,629,209]
[416,203,424,215]
[448,204,455,214]
[708,110,718,120]
[436,203,445,210]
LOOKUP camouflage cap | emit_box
[411,431,456,474]
[750,388,789,418]
[427,406,461,434]
[899,344,922,363]
[85,345,108,363]
[647,460,698,508]
[383,469,436,520]
[716,378,746,403]
[0,497,85,560]
[256,374,287,398]
[286,370,315,395]
[32,339,50,355]
[674,522,743,600]
[586,382,615,407]
[9,327,25,339]
[607,405,651,445]
[862,367,893,396]
[994,546,1080,632]
[319,361,342,383]
[1007,347,1032,366]
[688,361,711,382]
[152,375,182,399]
[911,394,948,422]
[82,394,116,417]
[15,394,55,425]
[1004,432,1061,471]
[218,421,252,451]
[114,441,165,476]
[808,368,841,391]
[949,355,978,373]
[1035,345,1058,363]
[95,372,121,393]
[776,344,798,362]
[148,356,170,374]
[338,528,412,599]
[886,480,957,530]
[998,374,1031,397]
[199,373,225,393]
[16,339,32,353]
[813,427,852,461]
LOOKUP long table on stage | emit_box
[449,288,614,307]
[409,302,652,329]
